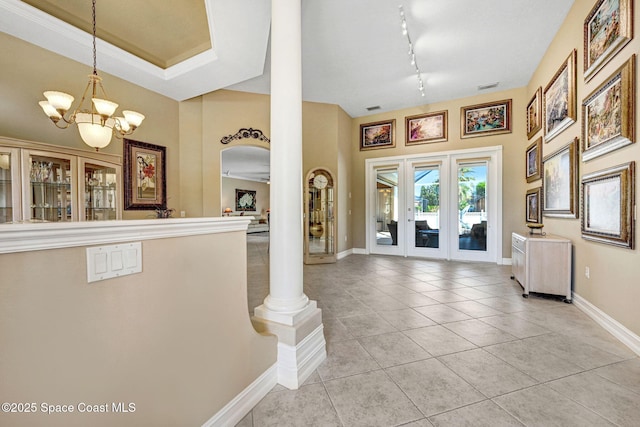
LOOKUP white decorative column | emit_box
[252,0,326,389]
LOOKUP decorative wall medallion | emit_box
[221,128,270,144]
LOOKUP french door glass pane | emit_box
[376,168,398,246]
[0,152,12,223]
[458,163,487,251]
[414,165,439,248]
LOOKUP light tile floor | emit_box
[240,234,640,426]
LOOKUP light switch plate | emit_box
[86,242,142,283]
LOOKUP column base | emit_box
[252,303,326,389]
[254,298,314,326]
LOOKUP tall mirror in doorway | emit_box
[304,168,336,264]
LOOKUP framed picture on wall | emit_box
[360,119,396,150]
[405,111,448,145]
[584,0,633,81]
[235,189,257,211]
[123,138,167,210]
[526,87,542,139]
[543,138,579,218]
[526,187,542,224]
[581,162,635,248]
[544,50,577,143]
[582,55,636,162]
[460,99,512,138]
[526,137,543,183]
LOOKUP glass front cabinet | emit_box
[0,147,21,223]
[304,168,337,264]
[1,137,122,223]
[79,158,121,221]
[23,150,76,222]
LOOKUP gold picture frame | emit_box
[526,137,543,183]
[360,119,396,151]
[527,87,542,139]
[543,138,579,218]
[544,50,577,143]
[582,55,636,162]
[460,99,512,138]
[584,0,634,82]
[581,162,635,248]
[405,110,448,145]
[526,187,542,224]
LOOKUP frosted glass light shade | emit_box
[44,91,74,112]
[76,113,115,149]
[92,98,118,117]
[123,110,145,128]
[115,117,130,132]
[39,101,62,119]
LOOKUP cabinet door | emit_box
[528,240,571,296]
[22,150,77,222]
[79,158,122,221]
[511,233,526,286]
[0,147,21,223]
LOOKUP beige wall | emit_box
[0,232,276,427]
[525,0,640,335]
[178,97,204,218]
[200,90,271,217]
[337,104,354,253]
[0,32,180,220]
[350,87,528,257]
[222,176,270,218]
[180,90,352,252]
[303,101,353,253]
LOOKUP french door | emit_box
[371,162,404,256]
[367,147,502,263]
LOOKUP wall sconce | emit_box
[223,207,233,216]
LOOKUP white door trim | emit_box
[365,146,503,263]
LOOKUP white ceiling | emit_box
[222,146,270,183]
[231,0,576,117]
[1,0,575,180]
[1,0,575,117]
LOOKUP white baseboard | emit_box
[201,363,277,427]
[277,324,327,389]
[573,293,640,356]
[352,248,367,255]
[337,248,352,260]
[502,257,512,265]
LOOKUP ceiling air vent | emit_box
[477,82,499,91]
[366,105,381,111]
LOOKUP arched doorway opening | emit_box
[220,146,270,231]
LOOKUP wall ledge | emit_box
[0,217,251,254]
[573,293,640,356]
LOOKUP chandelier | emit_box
[38,0,144,151]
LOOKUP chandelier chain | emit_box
[92,0,97,76]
